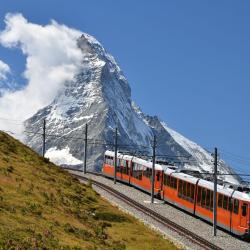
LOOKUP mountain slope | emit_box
[24,33,241,185]
[0,131,177,250]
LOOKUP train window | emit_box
[170,177,175,188]
[168,177,177,190]
[187,182,190,198]
[167,176,171,186]
[116,165,120,172]
[164,175,168,186]
[126,161,130,174]
[218,194,223,208]
[122,161,127,174]
[191,184,195,200]
[174,178,177,189]
[149,168,152,178]
[123,161,128,174]
[210,191,214,211]
[170,177,174,188]
[145,168,152,179]
[178,180,183,198]
[142,167,146,178]
[223,196,228,210]
[242,203,247,217]
[177,181,194,202]
[201,188,206,207]
[163,174,167,185]
[228,198,233,211]
[197,187,202,205]
[141,166,145,177]
[156,172,160,181]
[138,164,143,180]
[132,163,136,178]
[138,172,142,180]
[116,159,121,172]
[183,181,187,197]
[105,156,111,166]
[108,156,114,166]
[206,190,211,208]
[126,160,129,168]
[233,199,239,214]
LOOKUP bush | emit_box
[94,212,127,223]
[21,202,42,217]
[63,223,93,240]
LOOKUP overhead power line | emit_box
[1,123,250,179]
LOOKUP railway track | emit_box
[70,171,223,250]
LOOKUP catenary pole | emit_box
[42,119,46,157]
[114,127,118,184]
[213,147,218,236]
[83,123,88,174]
[151,135,156,204]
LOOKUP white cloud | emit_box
[0,59,10,80]
[0,13,83,135]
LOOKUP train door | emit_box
[240,203,248,228]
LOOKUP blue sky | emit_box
[0,1,250,174]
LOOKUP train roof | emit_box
[180,174,250,202]
[132,156,166,171]
[104,150,250,202]
[172,172,198,185]
[233,190,250,202]
[199,179,250,202]
[104,150,168,171]
[164,165,250,202]
[199,179,233,196]
[105,150,133,160]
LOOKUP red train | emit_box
[102,150,250,238]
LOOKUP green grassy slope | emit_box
[0,132,178,250]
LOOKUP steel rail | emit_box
[70,172,223,250]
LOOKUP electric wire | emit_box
[1,122,250,178]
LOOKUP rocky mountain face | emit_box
[24,33,241,185]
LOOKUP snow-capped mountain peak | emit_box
[24,33,241,185]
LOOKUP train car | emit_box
[102,150,133,184]
[196,180,250,237]
[162,170,199,214]
[103,150,132,183]
[129,156,165,196]
[102,150,250,238]
[102,150,167,196]
[231,191,250,236]
[161,168,250,237]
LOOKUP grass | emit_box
[0,132,179,250]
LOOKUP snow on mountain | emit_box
[161,122,241,184]
[45,146,83,166]
[24,33,242,185]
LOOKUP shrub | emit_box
[94,212,127,223]
[21,202,42,217]
[63,223,93,240]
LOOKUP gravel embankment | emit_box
[69,171,250,250]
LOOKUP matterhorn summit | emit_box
[24,33,241,185]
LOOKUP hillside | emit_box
[0,131,177,250]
